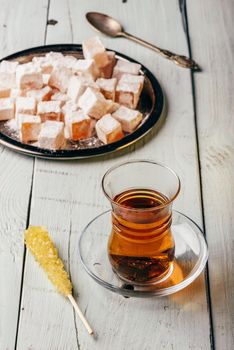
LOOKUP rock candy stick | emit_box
[24,226,93,335]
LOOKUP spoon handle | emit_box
[121,32,199,70]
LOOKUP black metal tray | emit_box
[0,44,164,159]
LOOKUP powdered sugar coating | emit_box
[0,38,148,152]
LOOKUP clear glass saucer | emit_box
[79,210,208,298]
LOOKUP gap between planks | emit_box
[44,0,51,44]
[14,159,35,350]
[179,1,215,349]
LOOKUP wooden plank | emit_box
[17,0,211,349]
[0,1,49,349]
[187,0,234,348]
[0,151,33,350]
[46,0,73,44]
[0,0,48,57]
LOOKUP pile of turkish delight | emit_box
[0,36,144,150]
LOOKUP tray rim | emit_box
[0,44,164,160]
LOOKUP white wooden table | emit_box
[0,1,233,349]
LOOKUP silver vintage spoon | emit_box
[86,12,199,70]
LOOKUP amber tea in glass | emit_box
[102,160,180,285]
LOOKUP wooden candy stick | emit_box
[24,226,93,335]
[68,294,93,335]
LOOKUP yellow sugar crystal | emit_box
[24,226,72,296]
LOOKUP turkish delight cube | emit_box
[73,59,99,80]
[67,76,87,103]
[112,105,143,132]
[0,72,16,98]
[99,51,116,79]
[96,78,117,100]
[115,80,143,109]
[0,60,18,74]
[82,36,109,68]
[16,63,43,90]
[78,87,109,119]
[48,67,73,93]
[113,59,141,80]
[16,97,36,115]
[18,114,41,142]
[0,98,15,121]
[119,74,144,88]
[65,110,92,141]
[32,56,54,74]
[95,114,123,144]
[37,100,62,122]
[38,121,65,150]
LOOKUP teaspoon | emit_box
[86,12,199,70]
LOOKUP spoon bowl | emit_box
[86,12,123,37]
